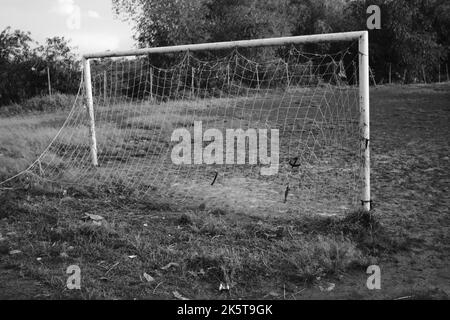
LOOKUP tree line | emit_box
[113,0,450,84]
[0,27,80,106]
[1,0,449,107]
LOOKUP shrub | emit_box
[0,94,76,116]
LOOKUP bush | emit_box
[0,94,76,116]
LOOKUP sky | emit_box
[0,0,135,55]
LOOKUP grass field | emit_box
[0,83,449,299]
[1,85,361,216]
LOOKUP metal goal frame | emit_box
[82,31,371,211]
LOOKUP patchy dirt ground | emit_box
[0,83,449,300]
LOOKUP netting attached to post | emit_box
[5,38,365,215]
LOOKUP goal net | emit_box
[6,32,371,215]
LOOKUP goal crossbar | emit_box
[82,31,371,212]
[83,31,367,59]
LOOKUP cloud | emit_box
[53,0,81,30]
[54,0,77,15]
[87,10,101,19]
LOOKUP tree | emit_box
[37,37,81,94]
[0,27,38,104]
[0,27,35,63]
[113,0,211,48]
[343,0,447,83]
[433,0,450,64]
[113,0,300,46]
[0,28,80,106]
[289,0,349,36]
[204,0,293,42]
[112,0,448,84]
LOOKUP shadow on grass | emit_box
[0,183,415,299]
[290,210,412,255]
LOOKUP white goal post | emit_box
[82,31,371,212]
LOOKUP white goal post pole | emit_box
[83,58,99,167]
[359,31,371,212]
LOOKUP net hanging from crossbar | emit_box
[3,43,362,215]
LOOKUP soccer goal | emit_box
[28,31,371,214]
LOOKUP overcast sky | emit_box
[0,0,135,55]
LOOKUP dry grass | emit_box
[0,84,449,299]
[0,118,62,180]
[0,192,375,299]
